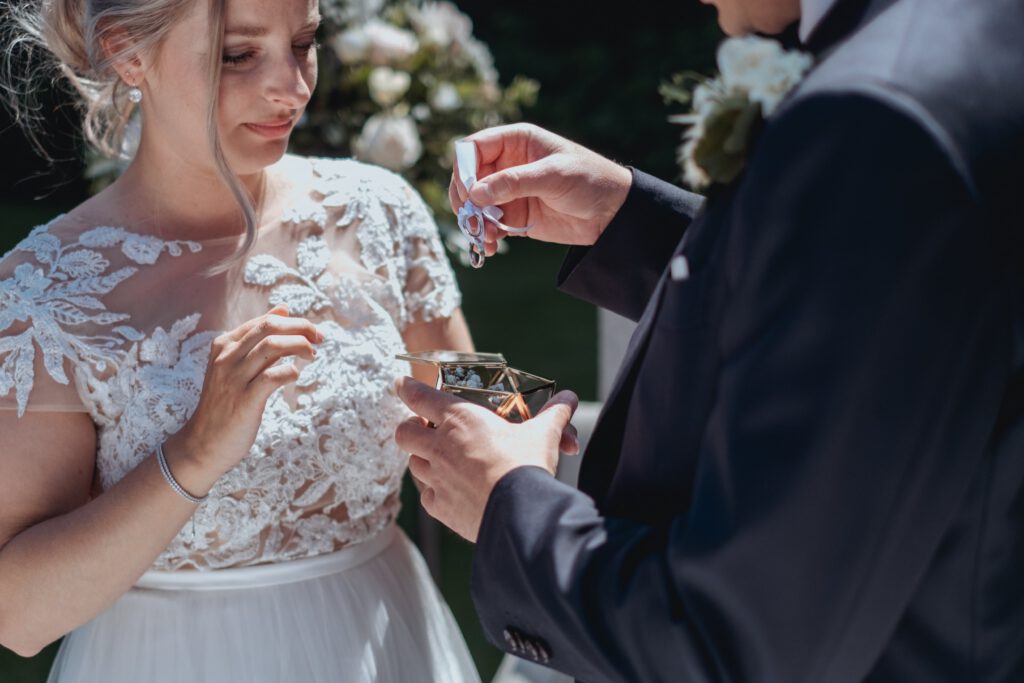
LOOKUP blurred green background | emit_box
[0,2,719,681]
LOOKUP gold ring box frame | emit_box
[397,351,556,423]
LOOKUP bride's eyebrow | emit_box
[226,25,269,38]
[225,19,321,38]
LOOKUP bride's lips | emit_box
[244,118,294,139]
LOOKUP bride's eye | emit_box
[223,51,255,66]
[293,40,320,55]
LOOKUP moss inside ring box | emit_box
[397,351,556,423]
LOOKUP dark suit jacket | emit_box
[471,0,1024,680]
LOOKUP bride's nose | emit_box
[264,53,313,109]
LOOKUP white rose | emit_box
[363,19,419,65]
[716,36,812,116]
[331,26,370,64]
[410,1,472,48]
[430,82,461,112]
[747,51,813,115]
[368,67,412,107]
[716,36,783,90]
[324,0,384,25]
[412,103,432,121]
[458,37,499,86]
[354,113,423,171]
[332,19,419,66]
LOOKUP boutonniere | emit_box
[662,36,813,191]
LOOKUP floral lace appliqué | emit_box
[0,219,200,416]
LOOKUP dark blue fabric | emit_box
[557,168,704,323]
[471,1,1024,681]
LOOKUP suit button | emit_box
[536,639,552,663]
[524,640,539,661]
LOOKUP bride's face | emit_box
[141,0,319,177]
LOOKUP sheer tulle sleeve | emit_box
[0,219,203,417]
[0,223,100,415]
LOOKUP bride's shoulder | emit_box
[1,192,202,307]
[1,210,82,272]
[3,190,130,265]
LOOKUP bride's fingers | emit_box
[233,315,322,360]
[241,335,318,382]
[227,304,290,342]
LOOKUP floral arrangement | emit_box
[293,0,538,263]
[661,36,812,191]
[88,0,538,266]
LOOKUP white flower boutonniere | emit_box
[664,36,813,191]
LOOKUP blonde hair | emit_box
[2,0,258,266]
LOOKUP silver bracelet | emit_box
[156,441,208,505]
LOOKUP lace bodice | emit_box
[0,156,461,570]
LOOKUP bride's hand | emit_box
[448,123,633,252]
[162,304,322,493]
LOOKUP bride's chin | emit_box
[226,143,290,176]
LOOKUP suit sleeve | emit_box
[471,94,1012,683]
[557,168,705,321]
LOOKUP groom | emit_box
[396,0,1024,680]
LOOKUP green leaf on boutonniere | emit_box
[693,98,761,186]
[666,36,813,191]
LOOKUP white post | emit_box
[554,308,635,487]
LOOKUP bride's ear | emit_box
[100,26,150,88]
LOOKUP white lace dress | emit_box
[0,155,480,682]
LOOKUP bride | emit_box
[0,0,481,680]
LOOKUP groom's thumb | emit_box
[471,159,552,206]
[533,390,579,448]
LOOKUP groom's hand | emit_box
[394,376,579,542]
[449,124,633,253]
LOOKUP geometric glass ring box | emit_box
[396,350,556,423]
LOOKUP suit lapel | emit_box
[578,208,711,502]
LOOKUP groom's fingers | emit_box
[395,376,464,426]
[395,416,436,460]
[466,124,530,166]
[559,423,580,455]
[534,390,580,443]
[449,160,468,207]
[469,158,555,207]
[420,486,438,517]
[539,390,580,421]
[408,454,434,486]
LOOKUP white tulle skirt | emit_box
[47,526,481,682]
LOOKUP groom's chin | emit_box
[705,0,802,38]
[706,3,754,37]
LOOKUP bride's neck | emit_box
[112,139,268,240]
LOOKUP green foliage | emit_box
[290,1,539,254]
[692,97,761,186]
